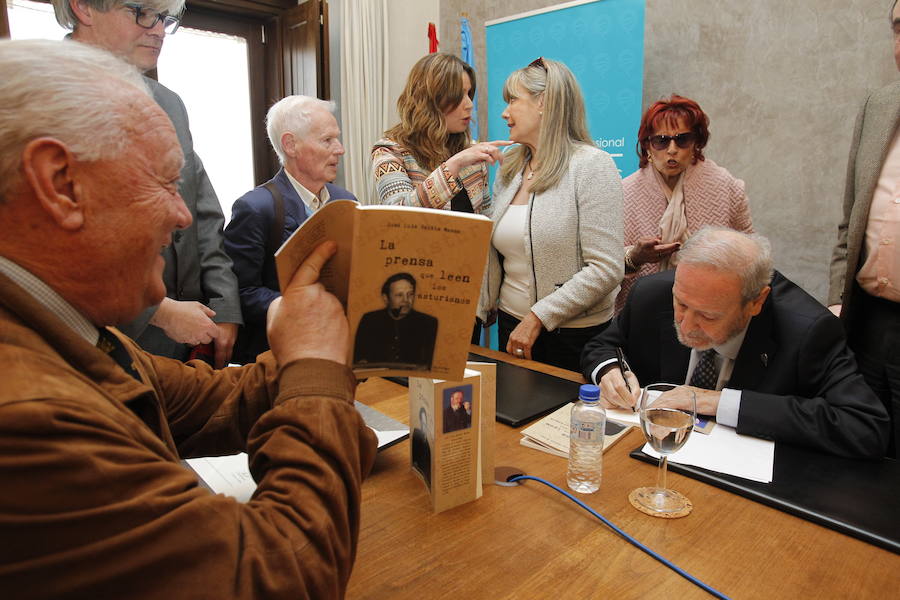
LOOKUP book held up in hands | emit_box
[274,200,492,380]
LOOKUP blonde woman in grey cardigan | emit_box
[477,58,624,371]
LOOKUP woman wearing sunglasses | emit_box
[477,58,624,370]
[617,94,753,311]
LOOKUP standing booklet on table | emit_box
[409,361,496,513]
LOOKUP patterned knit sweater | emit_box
[371,138,491,215]
[617,159,753,312]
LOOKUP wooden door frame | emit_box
[1,0,330,184]
[0,0,9,38]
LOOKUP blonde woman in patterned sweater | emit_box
[477,58,624,371]
[371,53,510,215]
[617,95,753,312]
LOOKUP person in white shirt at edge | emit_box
[827,0,900,458]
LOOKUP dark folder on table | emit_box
[469,352,579,427]
[630,445,900,554]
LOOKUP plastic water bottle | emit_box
[567,384,606,494]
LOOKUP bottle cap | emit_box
[579,384,600,401]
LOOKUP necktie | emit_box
[689,348,719,390]
[97,328,163,436]
[97,327,141,381]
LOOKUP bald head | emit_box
[677,227,773,303]
[0,39,191,326]
[0,39,149,202]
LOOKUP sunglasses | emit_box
[528,56,547,70]
[645,132,697,151]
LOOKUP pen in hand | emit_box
[615,347,637,413]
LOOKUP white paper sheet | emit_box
[606,408,641,426]
[186,453,256,502]
[642,424,775,483]
[376,429,408,448]
[186,427,409,502]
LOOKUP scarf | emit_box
[652,164,690,271]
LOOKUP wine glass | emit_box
[631,382,697,515]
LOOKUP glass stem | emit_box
[656,455,668,490]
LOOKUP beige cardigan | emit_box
[478,144,624,331]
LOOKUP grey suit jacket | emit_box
[118,78,242,358]
[829,80,900,314]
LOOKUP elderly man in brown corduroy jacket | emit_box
[0,39,376,599]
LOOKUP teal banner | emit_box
[486,0,645,178]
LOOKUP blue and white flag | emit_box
[460,17,479,141]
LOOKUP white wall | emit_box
[385,0,440,127]
[328,0,438,191]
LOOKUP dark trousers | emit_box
[847,288,900,459]
[498,310,608,373]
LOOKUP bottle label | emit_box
[571,422,604,442]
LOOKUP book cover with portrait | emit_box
[410,368,495,513]
[275,200,491,380]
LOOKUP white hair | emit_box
[266,95,336,165]
[52,0,186,31]
[678,226,774,302]
[0,39,150,201]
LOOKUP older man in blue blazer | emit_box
[225,96,356,363]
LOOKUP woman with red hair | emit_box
[616,95,753,310]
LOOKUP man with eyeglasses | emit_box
[828,0,900,459]
[52,0,243,369]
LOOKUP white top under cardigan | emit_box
[477,143,625,331]
[492,204,532,319]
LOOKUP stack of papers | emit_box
[643,425,774,483]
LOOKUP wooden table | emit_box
[348,346,899,599]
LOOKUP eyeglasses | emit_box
[122,3,181,34]
[645,132,697,151]
[528,56,546,70]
